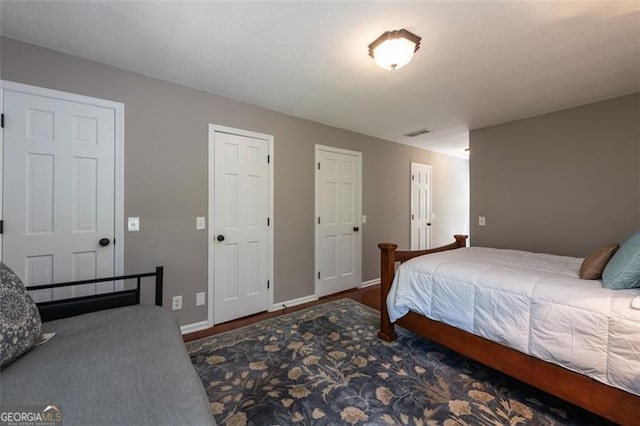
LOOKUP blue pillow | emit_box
[602,231,640,289]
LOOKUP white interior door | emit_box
[2,82,123,302]
[410,162,432,250]
[315,145,362,298]
[210,125,272,325]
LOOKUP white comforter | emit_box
[387,247,640,396]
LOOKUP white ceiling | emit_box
[2,1,639,159]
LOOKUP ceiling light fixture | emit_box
[368,29,421,71]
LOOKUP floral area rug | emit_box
[187,299,610,425]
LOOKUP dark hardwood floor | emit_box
[183,285,380,342]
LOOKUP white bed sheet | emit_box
[387,247,640,396]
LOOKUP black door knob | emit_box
[99,238,110,247]
[427,223,432,226]
[217,235,225,242]
[353,226,359,232]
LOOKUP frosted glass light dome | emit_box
[368,29,421,71]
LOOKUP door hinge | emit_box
[317,217,320,225]
[267,280,270,289]
[411,174,415,181]
[411,214,415,220]
[317,162,320,170]
[267,217,270,226]
[317,271,320,279]
[267,155,270,164]
[1,113,4,128]
[0,220,3,234]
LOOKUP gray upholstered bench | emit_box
[0,263,214,426]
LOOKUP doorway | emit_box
[410,162,432,250]
[208,124,273,325]
[1,81,124,300]
[315,145,362,298]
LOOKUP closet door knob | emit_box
[353,227,359,232]
[217,235,225,242]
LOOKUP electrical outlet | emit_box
[128,217,140,232]
[172,295,182,310]
[196,217,206,230]
[478,216,486,226]
[196,292,205,306]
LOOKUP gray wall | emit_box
[470,93,640,257]
[1,37,469,325]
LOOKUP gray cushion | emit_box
[1,305,215,426]
[0,262,42,368]
[603,231,640,289]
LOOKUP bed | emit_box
[378,235,640,425]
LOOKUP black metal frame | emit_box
[28,266,164,322]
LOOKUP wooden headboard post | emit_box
[377,235,468,342]
[377,242,398,341]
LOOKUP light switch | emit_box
[362,215,367,224]
[478,216,486,226]
[196,217,206,230]
[128,217,140,232]
[196,292,206,306]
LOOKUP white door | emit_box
[315,145,362,298]
[1,82,124,302]
[209,125,272,325]
[410,162,432,250]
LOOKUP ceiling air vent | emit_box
[403,128,431,137]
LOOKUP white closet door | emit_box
[410,162,432,250]
[212,130,270,324]
[3,88,117,301]
[315,145,362,298]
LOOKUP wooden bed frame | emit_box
[378,235,640,425]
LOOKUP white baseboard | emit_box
[360,278,380,288]
[270,280,380,312]
[269,294,319,312]
[180,320,210,335]
[183,279,381,334]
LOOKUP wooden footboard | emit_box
[377,234,468,341]
[377,236,640,425]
